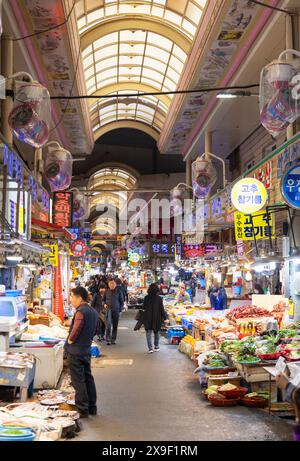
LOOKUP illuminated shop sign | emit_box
[2,144,50,212]
[231,178,267,214]
[150,242,175,257]
[183,244,223,259]
[53,192,73,228]
[281,163,300,209]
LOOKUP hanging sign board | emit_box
[281,163,300,209]
[53,255,64,323]
[71,240,86,257]
[53,192,73,228]
[231,178,268,213]
[234,210,275,241]
[43,244,59,267]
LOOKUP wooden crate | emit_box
[29,317,50,327]
[250,381,278,403]
[235,362,273,383]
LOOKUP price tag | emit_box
[17,372,25,381]
[275,356,286,375]
[291,369,300,387]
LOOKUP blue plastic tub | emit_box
[5,290,23,297]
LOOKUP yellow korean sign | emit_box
[234,210,275,241]
[43,244,59,267]
[231,178,268,213]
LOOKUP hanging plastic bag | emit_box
[260,58,300,137]
[8,77,51,148]
[44,141,73,192]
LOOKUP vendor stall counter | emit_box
[10,343,64,389]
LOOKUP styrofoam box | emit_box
[10,344,64,389]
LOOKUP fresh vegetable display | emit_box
[202,352,229,369]
[278,329,298,339]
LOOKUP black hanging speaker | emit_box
[283,221,289,236]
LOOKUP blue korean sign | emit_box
[281,163,300,209]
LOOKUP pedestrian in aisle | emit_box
[104,278,124,345]
[91,283,107,341]
[174,283,191,305]
[65,286,99,418]
[121,277,129,304]
[142,283,168,354]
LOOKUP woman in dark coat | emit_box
[142,283,168,354]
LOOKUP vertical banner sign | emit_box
[53,255,64,322]
[53,192,73,227]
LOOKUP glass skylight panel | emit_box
[78,2,210,134]
[182,19,196,36]
[77,0,207,39]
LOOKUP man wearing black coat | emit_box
[103,279,124,345]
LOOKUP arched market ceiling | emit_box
[75,0,208,139]
[89,166,138,234]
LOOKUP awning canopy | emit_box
[31,218,73,241]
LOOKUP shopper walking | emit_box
[174,283,191,304]
[142,283,168,354]
[65,287,99,417]
[104,279,124,345]
[91,283,107,341]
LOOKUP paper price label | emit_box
[17,372,25,381]
[291,370,300,387]
[275,356,286,375]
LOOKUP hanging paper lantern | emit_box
[192,156,217,199]
[44,142,73,192]
[8,80,51,147]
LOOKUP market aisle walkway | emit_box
[76,311,293,441]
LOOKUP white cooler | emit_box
[10,343,64,389]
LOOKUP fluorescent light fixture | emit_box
[217,93,239,99]
[217,91,257,99]
[6,255,23,263]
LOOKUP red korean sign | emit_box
[53,255,64,323]
[71,240,86,257]
[183,244,223,259]
[53,192,73,228]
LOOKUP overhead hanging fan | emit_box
[44,141,73,192]
[72,188,90,222]
[8,73,51,148]
[259,50,300,137]
[192,156,218,199]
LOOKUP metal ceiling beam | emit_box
[80,16,191,53]
[93,120,160,141]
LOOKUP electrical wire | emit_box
[249,0,295,15]
[48,84,260,100]
[13,0,76,41]
[49,44,82,133]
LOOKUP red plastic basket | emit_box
[219,387,248,399]
[257,352,282,360]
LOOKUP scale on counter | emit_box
[0,290,29,351]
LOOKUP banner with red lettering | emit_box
[52,255,64,322]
